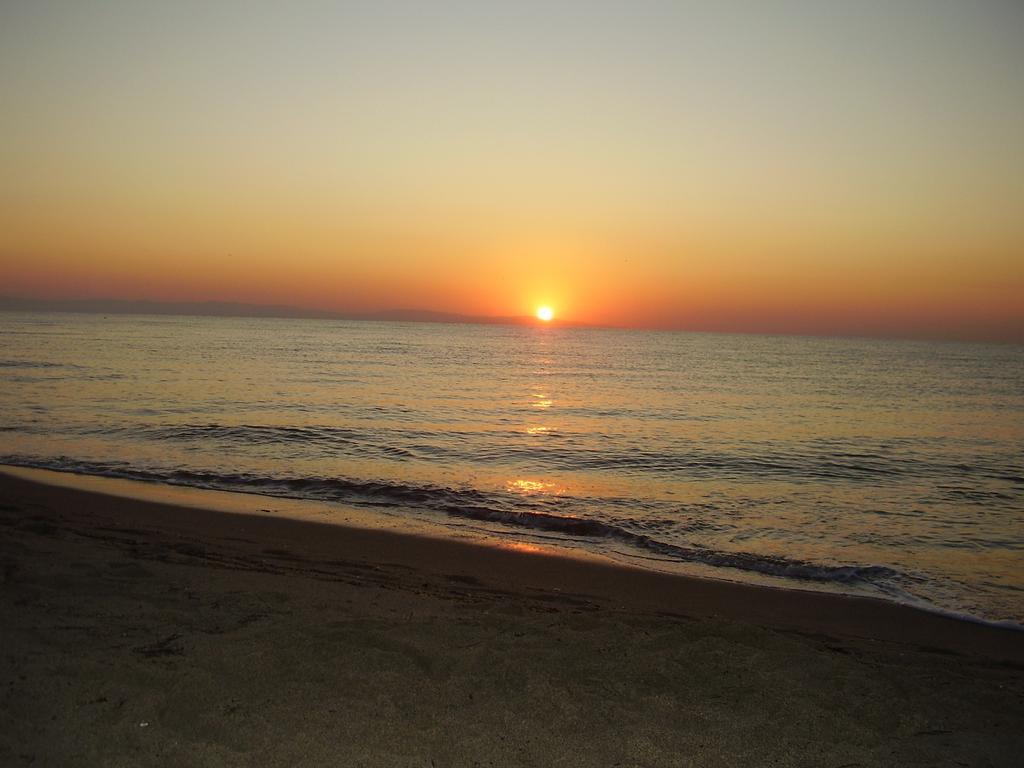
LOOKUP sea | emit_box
[1,312,1022,625]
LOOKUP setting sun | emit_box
[536,306,554,322]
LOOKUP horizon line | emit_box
[0,295,597,329]
[0,294,1020,347]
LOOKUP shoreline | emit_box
[2,464,1021,662]
[4,461,1021,633]
[3,464,1023,765]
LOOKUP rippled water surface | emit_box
[2,312,1022,623]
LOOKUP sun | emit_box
[536,306,554,322]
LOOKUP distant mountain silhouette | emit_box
[0,296,586,327]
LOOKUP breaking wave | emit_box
[3,453,909,594]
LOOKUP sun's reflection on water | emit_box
[531,392,553,409]
[506,478,559,494]
[495,540,547,555]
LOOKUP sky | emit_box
[1,1,1022,341]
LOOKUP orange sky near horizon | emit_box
[1,2,1022,342]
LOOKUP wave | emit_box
[438,503,903,587]
[2,453,909,594]
[6,421,1021,487]
[0,360,87,370]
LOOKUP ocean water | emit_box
[1,311,1022,624]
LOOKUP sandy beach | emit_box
[1,466,1022,767]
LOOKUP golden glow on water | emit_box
[493,541,554,556]
[531,392,553,409]
[2,313,1023,622]
[506,479,559,495]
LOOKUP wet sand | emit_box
[1,467,1022,766]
